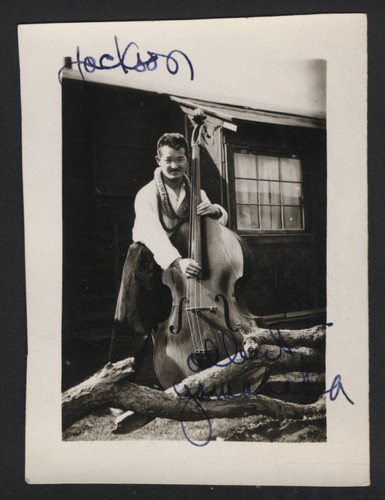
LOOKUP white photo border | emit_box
[20,15,368,486]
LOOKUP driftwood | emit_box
[113,370,325,434]
[62,357,135,429]
[111,335,325,433]
[62,344,325,430]
[63,372,325,430]
[256,345,323,372]
[112,355,268,434]
[238,323,326,349]
[62,351,266,429]
[268,372,324,384]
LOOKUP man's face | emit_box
[156,145,188,182]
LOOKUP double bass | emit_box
[153,110,259,389]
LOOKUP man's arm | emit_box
[132,184,227,275]
[132,184,182,270]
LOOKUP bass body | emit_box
[153,216,256,389]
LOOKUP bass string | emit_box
[194,171,206,352]
[185,278,197,351]
[194,210,205,352]
[191,198,204,352]
[194,205,207,351]
[187,162,205,353]
[194,144,206,351]
[185,187,199,352]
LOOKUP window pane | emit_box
[235,179,258,204]
[258,180,280,204]
[283,206,303,229]
[234,152,257,178]
[233,151,304,232]
[261,206,282,229]
[280,158,301,182]
[258,156,279,180]
[281,182,302,205]
[237,205,259,230]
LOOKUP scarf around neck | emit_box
[154,166,191,232]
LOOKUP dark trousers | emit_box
[108,243,170,364]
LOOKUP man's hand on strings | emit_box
[196,201,221,218]
[172,258,201,278]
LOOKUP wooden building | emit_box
[62,77,326,387]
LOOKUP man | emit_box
[109,132,228,364]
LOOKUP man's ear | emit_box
[155,155,161,166]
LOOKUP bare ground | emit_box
[63,407,326,444]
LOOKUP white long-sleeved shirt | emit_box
[132,180,228,269]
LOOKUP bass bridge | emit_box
[186,306,217,313]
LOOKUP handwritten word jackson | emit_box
[57,36,194,84]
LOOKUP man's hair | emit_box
[156,133,189,156]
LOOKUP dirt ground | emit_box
[63,409,326,444]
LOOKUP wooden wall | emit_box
[223,121,326,319]
[62,79,184,387]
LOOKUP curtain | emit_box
[234,153,303,231]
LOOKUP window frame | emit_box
[228,146,306,235]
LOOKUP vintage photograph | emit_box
[21,16,368,485]
[61,56,327,444]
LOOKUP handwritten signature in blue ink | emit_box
[57,36,194,84]
[186,323,297,373]
[175,323,354,447]
[323,374,354,405]
[174,376,272,447]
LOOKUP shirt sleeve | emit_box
[132,183,182,270]
[200,190,228,226]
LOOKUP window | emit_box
[234,151,304,231]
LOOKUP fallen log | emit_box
[62,357,135,429]
[63,374,325,430]
[238,323,326,349]
[112,355,324,434]
[268,372,325,385]
[62,345,324,430]
[262,372,325,401]
[259,345,324,373]
[113,361,267,434]
[118,382,325,420]
[62,353,266,429]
